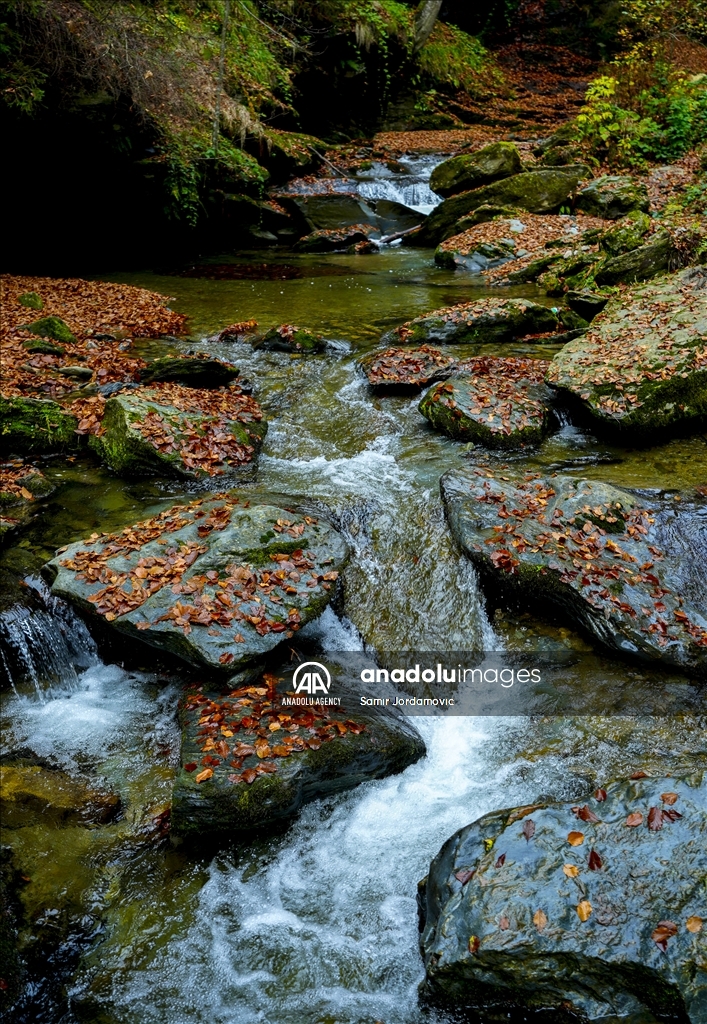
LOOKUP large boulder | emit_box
[277,193,379,232]
[441,469,707,672]
[419,358,551,449]
[419,774,707,1022]
[293,225,376,253]
[171,680,425,837]
[546,268,707,439]
[140,356,240,388]
[575,175,650,220]
[360,345,457,392]
[429,143,523,199]
[412,166,591,246]
[44,497,348,671]
[0,766,120,828]
[386,298,560,346]
[89,382,267,478]
[0,466,55,542]
[371,198,422,235]
[598,210,652,256]
[0,396,79,454]
[594,230,675,286]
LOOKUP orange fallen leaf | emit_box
[660,792,678,805]
[626,812,643,827]
[563,864,580,878]
[195,768,213,783]
[567,831,584,846]
[533,909,548,932]
[686,916,703,934]
[576,900,592,922]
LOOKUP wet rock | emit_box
[575,174,650,220]
[18,291,43,310]
[140,355,240,388]
[360,345,457,392]
[547,268,707,439]
[294,224,376,253]
[44,497,348,672]
[0,847,23,1014]
[412,167,591,246]
[599,210,652,256]
[278,193,379,232]
[441,469,707,671]
[254,324,326,354]
[420,358,551,449]
[594,230,675,286]
[419,774,707,1023]
[56,365,93,382]
[0,396,79,454]
[435,238,516,273]
[0,766,120,828]
[371,198,421,235]
[565,290,609,321]
[21,315,77,346]
[0,469,55,542]
[386,298,560,346]
[88,383,267,479]
[171,681,425,837]
[430,143,523,199]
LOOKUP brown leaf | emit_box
[522,818,535,841]
[195,768,213,783]
[184,762,197,772]
[533,909,547,932]
[455,868,475,885]
[630,770,649,779]
[499,916,510,930]
[594,788,607,802]
[241,768,258,784]
[494,853,506,869]
[652,920,677,951]
[576,900,592,922]
[572,804,600,823]
[588,849,602,871]
[626,812,643,827]
[563,864,580,878]
[661,808,682,823]
[686,916,703,934]
[648,806,663,831]
[660,792,678,806]
[567,831,584,846]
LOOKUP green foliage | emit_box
[417,21,491,94]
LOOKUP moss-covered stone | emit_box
[140,356,240,388]
[0,396,79,454]
[21,339,65,356]
[441,469,707,671]
[44,498,349,671]
[412,166,591,246]
[420,359,551,449]
[0,470,55,543]
[254,325,326,354]
[0,766,120,828]
[429,142,523,199]
[293,225,376,253]
[547,268,707,439]
[565,290,609,321]
[171,679,426,838]
[17,291,43,310]
[386,298,560,346]
[22,316,77,345]
[359,345,456,391]
[594,230,675,286]
[420,774,707,1022]
[599,210,652,256]
[575,174,649,220]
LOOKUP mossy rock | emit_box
[565,290,609,321]
[452,205,521,233]
[21,339,65,356]
[434,238,516,273]
[387,298,560,346]
[44,498,349,672]
[0,396,79,454]
[547,267,707,439]
[0,766,120,828]
[89,388,267,479]
[441,469,707,671]
[599,210,652,256]
[412,167,591,247]
[23,315,77,345]
[17,291,43,311]
[420,773,707,1021]
[140,356,240,388]
[171,679,426,838]
[575,175,649,220]
[594,230,675,286]
[293,225,375,254]
[254,325,326,354]
[429,143,523,199]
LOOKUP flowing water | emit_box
[2,232,707,1023]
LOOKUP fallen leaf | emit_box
[567,831,584,846]
[499,916,510,930]
[686,916,703,934]
[652,920,677,951]
[648,806,663,831]
[577,900,592,922]
[631,770,649,779]
[533,909,548,932]
[455,868,475,885]
[563,864,580,878]
[495,853,506,868]
[588,849,602,871]
[468,935,480,954]
[626,812,643,827]
[594,788,607,801]
[660,792,678,805]
[572,804,600,823]
[522,819,535,841]
[195,768,213,783]
[184,762,197,772]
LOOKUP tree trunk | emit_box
[413,0,443,53]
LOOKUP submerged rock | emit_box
[419,774,707,1022]
[575,174,650,219]
[0,396,79,454]
[546,268,707,438]
[441,469,707,671]
[0,766,120,828]
[386,298,560,346]
[360,345,456,391]
[89,382,267,478]
[171,681,425,837]
[293,224,376,253]
[420,358,551,449]
[254,324,326,354]
[0,467,55,542]
[140,355,240,388]
[413,166,590,246]
[429,142,523,198]
[44,497,348,671]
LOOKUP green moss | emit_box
[21,339,65,355]
[23,315,76,345]
[18,291,43,310]
[417,22,494,95]
[0,396,79,455]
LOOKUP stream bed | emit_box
[2,242,707,1023]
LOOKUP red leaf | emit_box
[648,806,663,831]
[594,788,607,802]
[494,853,506,868]
[455,868,475,885]
[588,849,602,871]
[522,818,536,841]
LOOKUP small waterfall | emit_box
[356,155,443,215]
[0,579,97,700]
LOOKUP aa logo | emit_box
[293,661,332,694]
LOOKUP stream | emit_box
[2,162,707,1023]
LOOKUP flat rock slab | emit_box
[44,497,348,671]
[419,774,707,1022]
[89,382,267,478]
[172,680,425,836]
[546,268,707,439]
[140,356,240,388]
[359,345,457,391]
[386,298,560,346]
[420,357,551,448]
[441,470,707,672]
